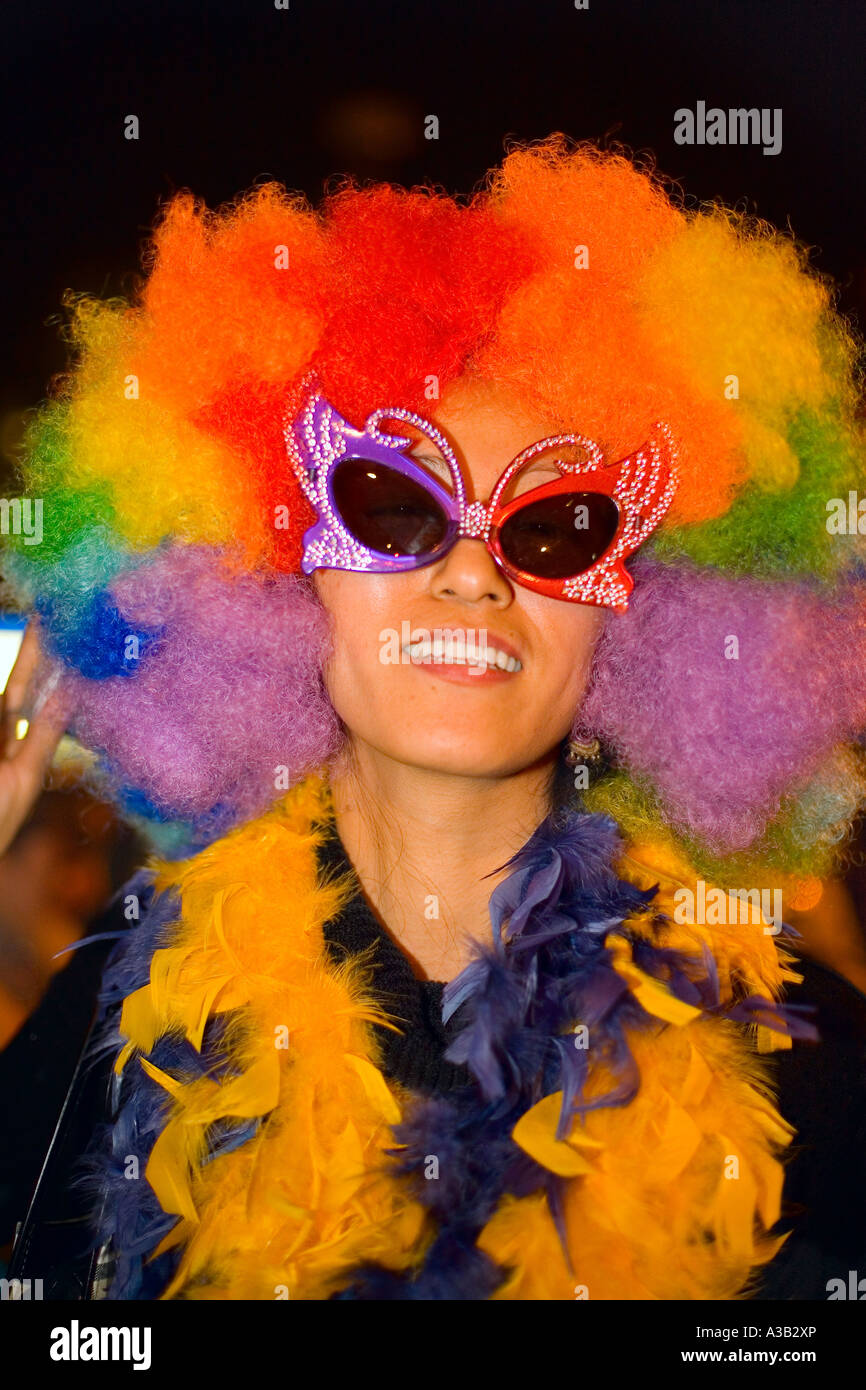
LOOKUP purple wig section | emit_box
[577,558,866,852]
[63,546,340,827]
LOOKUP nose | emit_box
[429,538,514,607]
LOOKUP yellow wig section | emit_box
[636,212,859,494]
[49,297,275,566]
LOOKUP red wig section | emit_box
[312,183,542,424]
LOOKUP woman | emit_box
[4,136,866,1300]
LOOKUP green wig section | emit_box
[584,746,866,890]
[652,407,866,581]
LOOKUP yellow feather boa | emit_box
[113,775,799,1300]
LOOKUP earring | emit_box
[564,737,601,767]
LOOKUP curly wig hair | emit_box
[4,135,866,900]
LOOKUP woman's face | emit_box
[313,376,606,779]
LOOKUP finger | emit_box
[5,689,68,777]
[3,621,42,709]
[4,629,65,761]
[1,622,42,747]
[4,672,67,762]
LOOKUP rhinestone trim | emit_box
[283,375,679,609]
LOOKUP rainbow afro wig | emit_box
[4,135,866,896]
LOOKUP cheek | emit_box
[539,650,597,739]
[317,578,369,670]
[314,574,411,719]
[527,611,603,746]
[525,600,605,700]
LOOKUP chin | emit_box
[385,738,540,779]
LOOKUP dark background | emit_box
[2,0,865,488]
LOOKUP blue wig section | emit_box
[1,527,132,605]
[112,780,240,857]
[114,782,176,823]
[34,589,164,679]
[125,815,209,861]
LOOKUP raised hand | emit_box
[0,622,69,856]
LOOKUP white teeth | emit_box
[403,638,522,672]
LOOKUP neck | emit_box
[329,742,557,981]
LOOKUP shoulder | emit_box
[753,956,866,1299]
[5,879,155,1294]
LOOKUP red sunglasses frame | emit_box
[454,429,679,610]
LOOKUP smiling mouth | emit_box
[402,635,523,673]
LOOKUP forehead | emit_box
[418,376,559,498]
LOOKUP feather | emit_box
[78,775,801,1300]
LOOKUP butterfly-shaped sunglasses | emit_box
[284,380,679,611]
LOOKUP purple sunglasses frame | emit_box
[283,377,679,611]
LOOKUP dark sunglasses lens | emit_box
[331,458,449,558]
[498,492,620,579]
